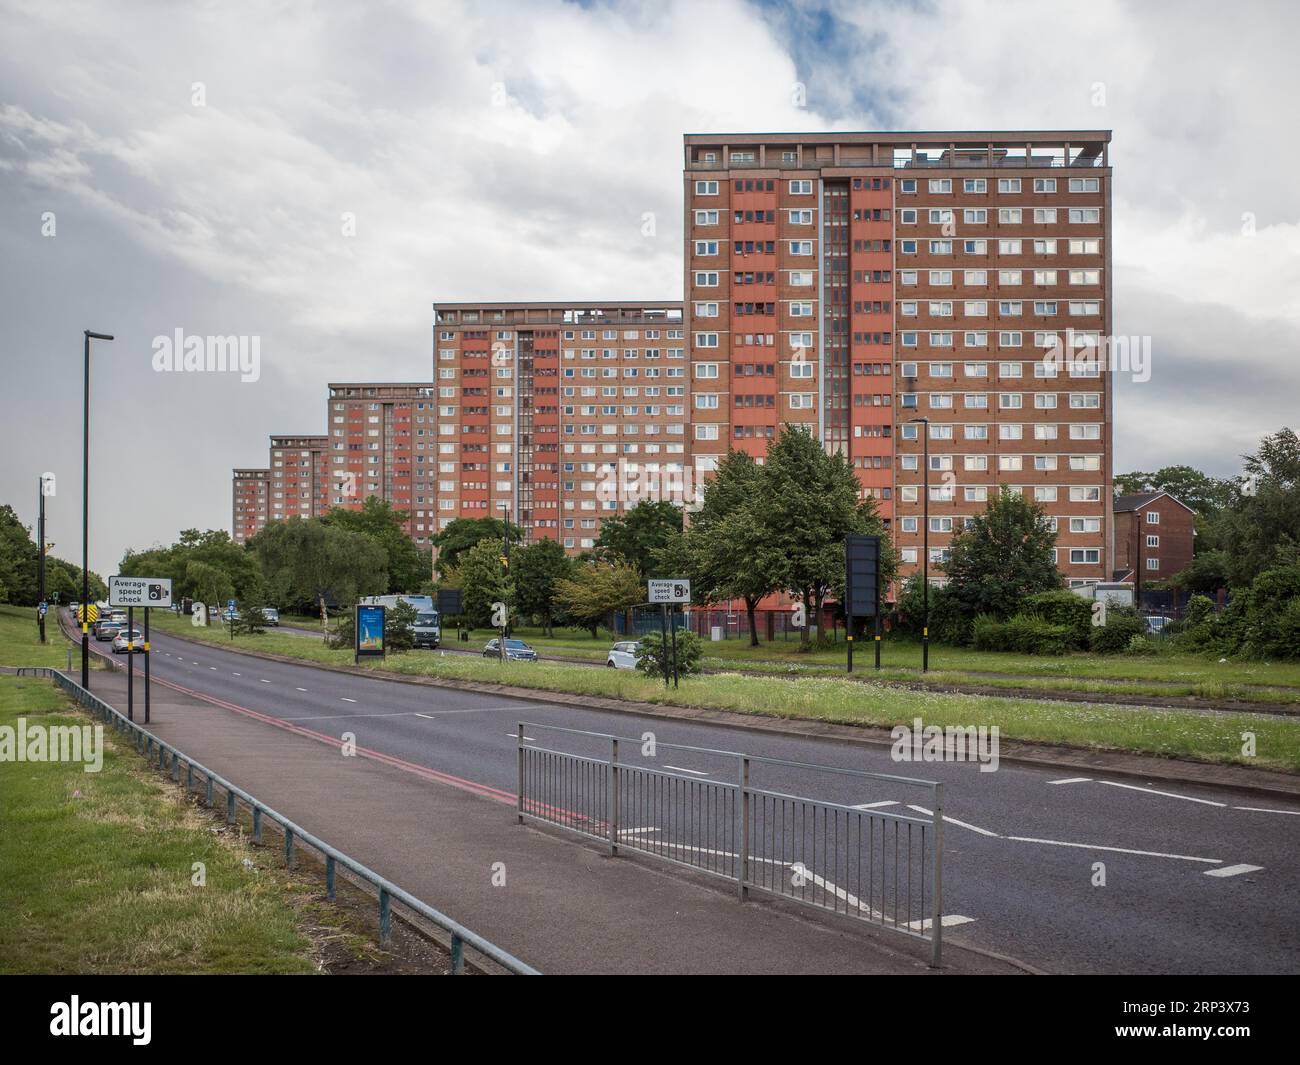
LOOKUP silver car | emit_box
[111,629,144,654]
[606,640,640,669]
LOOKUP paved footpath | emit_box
[72,664,1020,975]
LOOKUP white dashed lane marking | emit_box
[1099,780,1225,807]
[1048,777,1091,785]
[1204,864,1264,878]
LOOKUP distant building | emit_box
[1113,491,1195,590]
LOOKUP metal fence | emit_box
[517,722,944,965]
[46,669,539,975]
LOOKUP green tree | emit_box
[512,538,573,636]
[941,486,1061,622]
[248,517,387,630]
[444,538,512,630]
[754,425,895,645]
[385,599,419,652]
[323,497,429,594]
[431,517,522,578]
[672,450,783,646]
[593,500,683,578]
[553,561,642,638]
[635,628,703,679]
[184,560,236,620]
[1213,428,1300,585]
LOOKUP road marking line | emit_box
[259,679,270,683]
[232,672,241,676]
[663,765,708,776]
[1204,864,1263,878]
[1049,777,1091,785]
[295,687,308,692]
[341,697,356,703]
[1005,835,1221,864]
[209,667,217,670]
[1233,805,1300,816]
[507,732,537,742]
[852,801,899,810]
[907,805,1000,837]
[906,915,976,932]
[618,827,660,836]
[1099,780,1226,807]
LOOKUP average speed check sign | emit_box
[108,575,174,609]
[648,579,690,604]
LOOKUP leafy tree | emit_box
[512,538,573,636]
[753,425,895,645]
[673,450,781,647]
[385,599,418,652]
[1212,428,1300,585]
[184,560,235,620]
[444,538,512,630]
[941,486,1061,623]
[232,603,269,636]
[553,561,642,638]
[431,517,522,578]
[323,497,429,594]
[1172,550,1230,595]
[120,528,262,604]
[593,500,683,578]
[248,517,387,629]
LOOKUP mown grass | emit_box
[148,610,1300,772]
[0,604,82,669]
[0,674,325,974]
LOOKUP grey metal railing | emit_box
[518,722,944,965]
[48,669,539,975]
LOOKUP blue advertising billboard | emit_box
[356,604,386,659]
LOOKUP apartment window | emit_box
[1033,208,1057,224]
[1146,557,1160,570]
[789,240,813,256]
[964,178,987,193]
[694,271,719,287]
[928,178,952,193]
[694,240,719,256]
[788,209,814,224]
[900,208,918,224]
[1069,208,1101,224]
[999,208,1022,224]
[1069,239,1101,254]
[694,210,719,225]
[695,180,719,195]
[1033,178,1057,193]
[900,179,917,193]
[789,179,813,195]
[963,209,987,224]
[694,362,719,378]
[965,269,987,285]
[1146,535,1160,548]
[1071,549,1101,564]
[1146,511,1160,524]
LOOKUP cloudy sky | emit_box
[2,0,1297,575]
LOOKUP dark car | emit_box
[482,638,538,662]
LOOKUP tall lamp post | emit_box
[498,502,511,665]
[37,475,49,643]
[909,416,930,672]
[81,330,114,688]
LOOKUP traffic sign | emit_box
[844,535,881,618]
[38,602,48,616]
[648,579,690,604]
[109,576,174,609]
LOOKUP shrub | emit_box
[1020,590,1092,649]
[635,628,703,679]
[1089,606,1145,653]
[972,611,1072,655]
[970,613,1008,651]
[1185,594,1216,626]
[1125,633,1153,655]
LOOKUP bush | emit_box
[385,600,418,652]
[1089,606,1145,653]
[1125,633,1153,655]
[232,605,268,636]
[1020,590,1092,649]
[635,628,702,679]
[1185,594,1216,626]
[971,612,1072,655]
[892,577,970,645]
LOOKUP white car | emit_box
[606,640,641,670]
[111,629,144,654]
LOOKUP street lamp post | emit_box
[37,475,48,644]
[909,416,930,672]
[81,330,114,688]
[498,502,510,665]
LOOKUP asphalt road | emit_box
[94,618,1300,974]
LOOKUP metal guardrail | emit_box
[46,669,539,975]
[517,722,944,965]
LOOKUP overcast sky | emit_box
[2,0,1297,576]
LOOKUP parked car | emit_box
[606,640,641,670]
[111,629,144,654]
[1144,614,1174,634]
[262,607,280,626]
[482,638,538,662]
